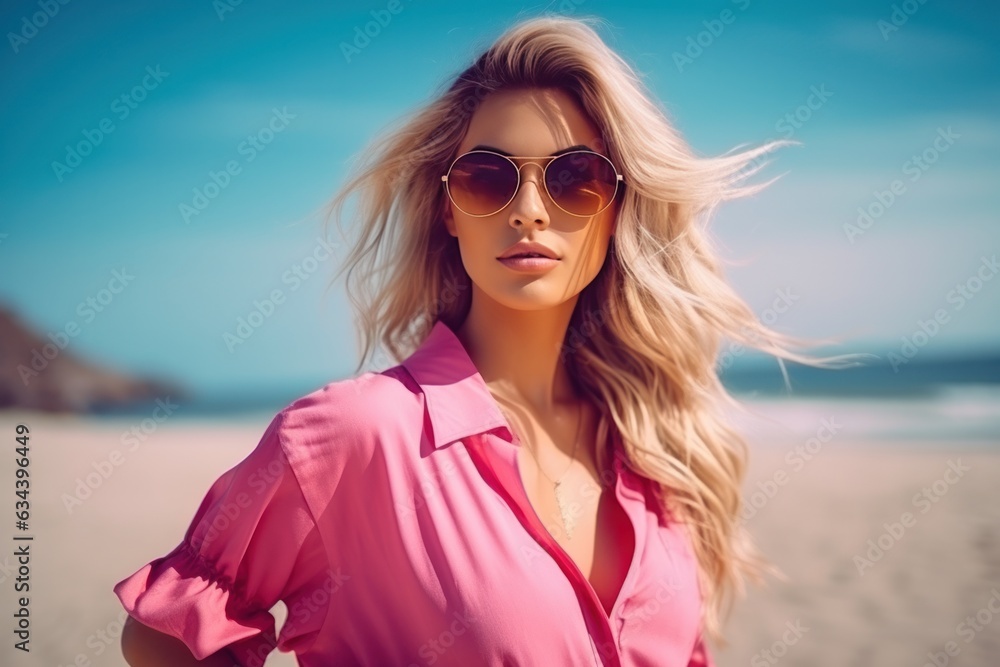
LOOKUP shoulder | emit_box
[270,367,421,466]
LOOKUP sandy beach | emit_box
[716,406,1000,667]
[0,404,996,666]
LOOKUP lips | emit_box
[496,254,560,273]
[497,241,559,260]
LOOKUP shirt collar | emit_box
[399,319,516,450]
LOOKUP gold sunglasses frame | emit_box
[440,149,624,218]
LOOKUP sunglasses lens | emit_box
[446,152,518,216]
[545,152,619,216]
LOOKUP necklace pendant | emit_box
[553,480,577,539]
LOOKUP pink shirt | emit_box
[114,319,713,666]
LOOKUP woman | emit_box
[115,14,854,667]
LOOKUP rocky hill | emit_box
[0,304,186,412]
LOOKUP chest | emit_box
[516,445,636,617]
[314,435,706,666]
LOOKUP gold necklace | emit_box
[523,401,584,540]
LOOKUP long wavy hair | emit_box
[320,14,863,645]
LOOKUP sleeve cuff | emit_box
[113,539,280,662]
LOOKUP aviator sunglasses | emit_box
[441,149,624,217]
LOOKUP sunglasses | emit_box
[441,149,624,217]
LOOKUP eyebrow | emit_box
[468,144,593,157]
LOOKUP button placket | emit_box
[610,447,654,661]
[471,431,625,667]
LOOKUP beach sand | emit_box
[0,407,997,666]
[717,434,1000,666]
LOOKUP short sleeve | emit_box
[113,411,328,664]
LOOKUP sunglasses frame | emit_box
[440,149,624,218]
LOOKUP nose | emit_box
[507,161,550,229]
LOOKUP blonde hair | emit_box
[321,14,863,645]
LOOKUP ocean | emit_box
[83,352,1000,443]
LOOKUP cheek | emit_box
[453,219,499,269]
[577,238,612,280]
[570,221,614,274]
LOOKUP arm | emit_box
[121,615,239,667]
[113,409,332,664]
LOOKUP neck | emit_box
[455,283,581,415]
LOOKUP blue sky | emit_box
[1,0,997,396]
